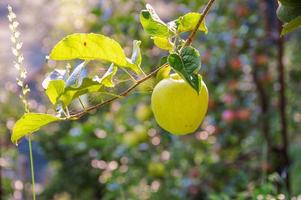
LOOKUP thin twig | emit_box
[65,106,70,118]
[120,68,137,83]
[184,0,216,46]
[69,64,168,119]
[78,97,86,110]
[99,92,124,99]
[28,135,36,200]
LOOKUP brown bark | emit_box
[277,19,290,194]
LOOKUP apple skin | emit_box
[151,74,209,135]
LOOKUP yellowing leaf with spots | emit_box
[49,33,141,73]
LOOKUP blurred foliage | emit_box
[1,0,301,199]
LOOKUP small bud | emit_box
[7,5,13,12]
[23,87,30,95]
[17,79,23,87]
[20,70,27,79]
[11,36,16,43]
[9,24,14,31]
[14,31,20,38]
[8,15,13,22]
[18,55,24,63]
[16,42,22,50]
[12,48,18,56]
[12,21,19,28]
[14,62,20,70]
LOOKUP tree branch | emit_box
[277,18,290,195]
[251,57,272,150]
[69,0,216,119]
[254,0,274,155]
[69,64,168,119]
[184,0,216,46]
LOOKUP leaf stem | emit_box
[78,97,86,110]
[99,92,124,99]
[173,33,179,52]
[28,135,36,200]
[184,0,216,46]
[139,67,147,77]
[121,68,137,83]
[65,106,70,118]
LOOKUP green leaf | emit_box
[140,4,172,37]
[180,46,201,73]
[93,63,118,87]
[151,36,173,50]
[156,65,171,83]
[130,40,142,67]
[59,78,104,106]
[42,69,67,89]
[12,113,61,144]
[159,55,168,66]
[49,33,140,73]
[281,16,301,35]
[57,63,117,106]
[172,12,208,34]
[66,61,87,86]
[168,46,202,93]
[46,80,66,105]
[156,56,170,83]
[124,40,144,74]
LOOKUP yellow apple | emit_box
[135,103,152,121]
[147,162,165,177]
[151,73,208,135]
[122,125,148,147]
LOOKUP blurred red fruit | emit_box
[236,109,251,120]
[228,80,238,91]
[189,167,199,178]
[260,73,272,83]
[255,54,268,65]
[222,110,236,122]
[230,58,241,70]
[230,37,238,47]
[221,94,236,105]
[202,51,211,64]
[188,185,200,196]
[208,98,215,109]
[229,20,237,29]
[236,5,249,17]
